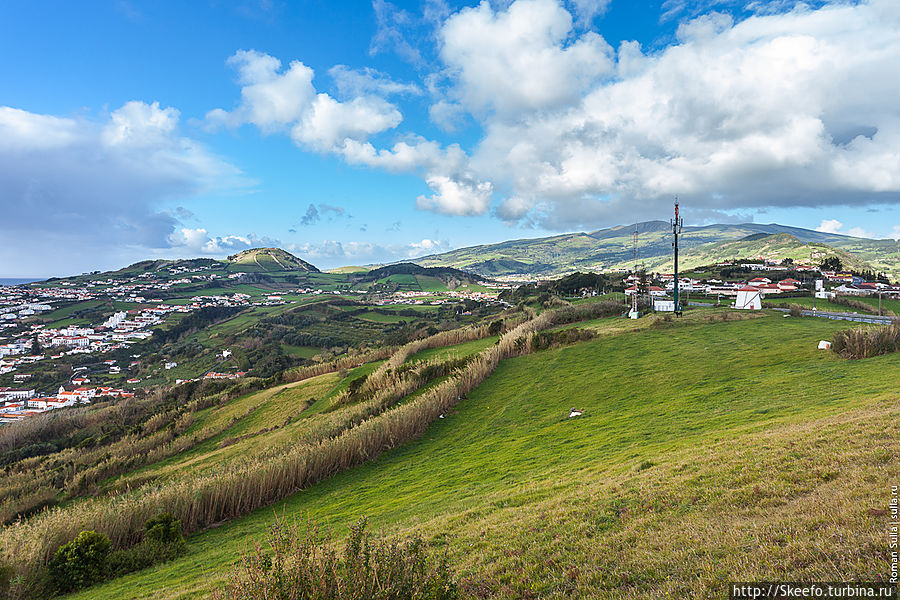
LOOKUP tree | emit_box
[31,334,42,356]
[820,256,843,271]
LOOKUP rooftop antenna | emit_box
[671,197,683,316]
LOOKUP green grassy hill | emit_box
[416,221,900,279]
[647,232,873,273]
[225,248,319,272]
[40,311,897,599]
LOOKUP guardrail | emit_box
[686,301,897,325]
[769,307,897,325]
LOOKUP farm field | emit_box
[63,313,898,599]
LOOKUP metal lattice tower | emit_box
[671,198,683,315]
[632,228,640,313]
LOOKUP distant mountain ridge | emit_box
[415,221,900,279]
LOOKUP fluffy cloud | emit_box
[0,102,243,274]
[815,219,878,239]
[207,50,315,132]
[291,94,402,152]
[406,238,450,257]
[568,0,611,25]
[169,228,281,254]
[287,237,451,267]
[439,0,614,116]
[416,175,493,216]
[329,65,421,98]
[816,219,844,234]
[209,49,406,160]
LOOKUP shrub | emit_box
[789,303,802,317]
[832,323,900,359]
[144,512,183,546]
[106,514,185,578]
[831,296,876,314]
[213,517,458,600]
[48,530,111,594]
[530,328,595,351]
[488,319,504,335]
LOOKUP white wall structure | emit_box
[735,287,762,310]
[654,300,675,312]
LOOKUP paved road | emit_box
[684,300,896,325]
[794,309,896,325]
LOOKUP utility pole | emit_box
[671,198,683,316]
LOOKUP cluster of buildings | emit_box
[0,385,134,425]
[831,282,900,297]
[374,288,503,307]
[625,276,803,298]
[0,288,264,378]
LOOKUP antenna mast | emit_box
[632,228,640,314]
[671,198,683,315]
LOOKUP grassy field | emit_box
[32,299,106,326]
[108,373,343,485]
[377,304,441,312]
[66,313,898,599]
[280,344,321,358]
[354,310,410,323]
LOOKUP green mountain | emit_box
[226,247,319,272]
[416,222,900,279]
[652,232,874,274]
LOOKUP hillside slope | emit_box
[416,221,900,279]
[226,247,319,272]
[64,313,898,600]
[647,232,874,273]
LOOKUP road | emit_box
[685,300,898,325]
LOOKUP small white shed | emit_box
[654,300,675,312]
[734,286,762,310]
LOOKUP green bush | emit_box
[144,512,183,546]
[214,517,458,600]
[48,530,111,594]
[107,513,187,577]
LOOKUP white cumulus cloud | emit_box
[439,0,614,116]
[207,49,315,132]
[816,219,844,234]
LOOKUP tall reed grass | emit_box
[0,305,615,595]
[831,322,900,359]
[282,346,397,384]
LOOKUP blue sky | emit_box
[1,0,898,276]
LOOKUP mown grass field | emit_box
[65,313,898,599]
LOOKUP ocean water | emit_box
[0,278,43,286]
